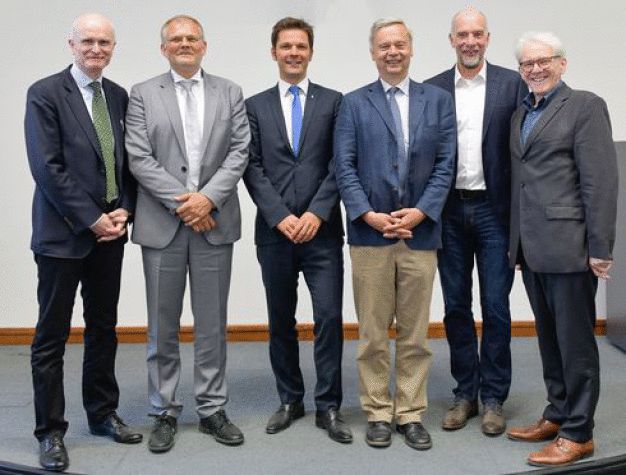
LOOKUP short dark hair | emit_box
[271,17,314,49]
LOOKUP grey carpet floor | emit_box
[1,337,625,474]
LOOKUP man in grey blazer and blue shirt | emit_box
[243,17,351,443]
[425,7,526,436]
[125,15,249,453]
[506,32,617,467]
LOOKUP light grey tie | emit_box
[180,79,201,191]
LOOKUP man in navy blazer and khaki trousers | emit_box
[335,18,456,450]
[243,17,351,443]
[24,13,140,472]
[425,7,526,436]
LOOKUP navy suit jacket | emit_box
[25,66,135,258]
[335,79,456,250]
[425,62,527,229]
[243,82,343,245]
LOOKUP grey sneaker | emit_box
[442,399,478,430]
[482,402,506,436]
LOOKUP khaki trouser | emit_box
[350,241,437,424]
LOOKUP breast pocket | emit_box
[545,205,584,221]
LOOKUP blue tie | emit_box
[289,85,302,155]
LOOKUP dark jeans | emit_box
[31,240,124,440]
[257,238,344,412]
[522,263,599,442]
[438,194,514,404]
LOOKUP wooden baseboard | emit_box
[0,319,606,345]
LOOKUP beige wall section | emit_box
[1,0,623,328]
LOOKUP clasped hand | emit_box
[276,212,322,244]
[90,208,129,242]
[175,192,216,233]
[363,208,426,239]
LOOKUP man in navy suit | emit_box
[425,7,526,436]
[335,18,456,450]
[24,13,140,472]
[243,17,351,444]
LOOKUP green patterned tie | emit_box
[90,81,118,202]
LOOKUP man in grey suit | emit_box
[125,15,249,453]
[505,32,617,467]
[243,17,351,443]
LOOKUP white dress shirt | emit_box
[171,69,204,191]
[278,78,308,149]
[454,63,486,190]
[381,76,410,153]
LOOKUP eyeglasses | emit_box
[518,55,561,73]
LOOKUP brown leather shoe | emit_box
[481,402,506,436]
[527,437,594,466]
[442,399,478,430]
[507,418,560,442]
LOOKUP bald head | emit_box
[68,13,116,79]
[450,6,488,35]
[449,6,490,77]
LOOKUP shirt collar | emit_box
[522,80,563,111]
[278,78,309,97]
[380,76,410,96]
[454,61,487,86]
[70,63,101,89]
[171,68,203,84]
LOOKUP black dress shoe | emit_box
[366,421,392,448]
[39,432,69,472]
[315,408,353,444]
[148,415,177,453]
[396,422,432,450]
[89,413,143,444]
[199,409,244,446]
[266,401,305,434]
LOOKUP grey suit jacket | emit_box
[509,83,617,273]
[126,71,250,249]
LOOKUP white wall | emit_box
[1,0,623,329]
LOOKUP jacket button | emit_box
[181,166,187,172]
[521,183,525,188]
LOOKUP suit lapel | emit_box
[522,85,570,155]
[63,72,103,161]
[297,82,319,156]
[482,62,500,140]
[199,71,218,159]
[102,79,124,182]
[158,74,188,163]
[408,81,425,148]
[367,81,397,138]
[268,85,292,154]
[510,107,525,158]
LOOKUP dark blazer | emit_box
[334,79,456,250]
[509,83,618,273]
[25,66,135,258]
[425,62,527,229]
[243,82,343,245]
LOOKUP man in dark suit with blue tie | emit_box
[24,13,140,472]
[425,8,526,436]
[335,18,455,450]
[243,17,351,444]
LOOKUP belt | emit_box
[455,189,487,200]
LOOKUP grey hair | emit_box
[160,15,205,44]
[515,31,566,61]
[450,6,489,35]
[369,18,413,50]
